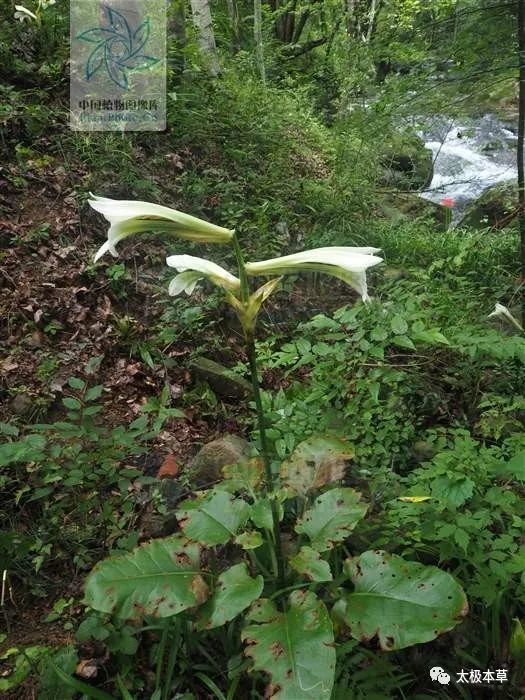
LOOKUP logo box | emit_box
[70,0,166,131]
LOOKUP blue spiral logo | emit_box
[76,5,159,89]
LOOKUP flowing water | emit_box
[419,114,517,221]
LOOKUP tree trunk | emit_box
[168,0,187,73]
[189,0,221,76]
[225,0,241,52]
[518,0,525,318]
[254,0,266,81]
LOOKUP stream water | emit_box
[419,114,517,220]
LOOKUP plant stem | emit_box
[231,232,285,586]
[155,621,170,694]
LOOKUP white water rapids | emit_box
[419,115,517,220]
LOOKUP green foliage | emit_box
[242,591,336,700]
[375,431,525,609]
[81,435,467,697]
[0,375,158,586]
[84,536,207,618]
[339,550,468,650]
[294,487,367,552]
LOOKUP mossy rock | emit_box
[377,192,447,228]
[458,182,518,229]
[189,434,251,486]
[380,132,434,191]
[191,356,252,400]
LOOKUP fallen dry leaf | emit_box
[157,453,179,479]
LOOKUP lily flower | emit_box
[245,247,382,301]
[89,195,234,262]
[488,302,523,332]
[14,4,37,21]
[166,255,240,296]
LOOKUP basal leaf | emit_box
[242,591,335,699]
[295,488,367,552]
[340,550,468,650]
[235,531,264,549]
[222,458,264,493]
[280,437,353,496]
[196,563,263,630]
[289,546,333,582]
[176,490,250,545]
[84,536,208,620]
[494,451,525,482]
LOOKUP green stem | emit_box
[155,621,170,693]
[231,232,285,587]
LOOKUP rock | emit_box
[458,181,517,229]
[377,192,447,228]
[10,392,33,416]
[380,132,434,191]
[191,356,252,400]
[411,440,437,464]
[189,434,251,486]
[481,139,505,153]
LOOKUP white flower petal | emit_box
[245,247,382,300]
[93,239,118,263]
[89,195,233,261]
[168,271,202,296]
[488,303,523,331]
[166,254,240,292]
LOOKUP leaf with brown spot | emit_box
[295,488,367,552]
[280,437,353,496]
[340,550,468,650]
[241,591,335,699]
[84,535,208,620]
[196,563,263,630]
[176,490,250,546]
[289,546,332,582]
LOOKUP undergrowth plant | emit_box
[65,196,468,698]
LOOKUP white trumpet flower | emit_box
[89,195,234,262]
[14,4,37,21]
[488,302,523,332]
[245,246,382,301]
[166,255,240,296]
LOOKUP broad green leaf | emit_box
[494,451,525,482]
[196,563,263,630]
[280,437,353,496]
[289,546,333,582]
[392,335,416,350]
[250,497,284,529]
[84,535,209,619]
[390,315,408,335]
[250,498,274,529]
[39,646,77,699]
[221,458,264,492]
[67,377,85,390]
[340,550,468,650]
[235,531,264,549]
[242,591,335,699]
[295,488,367,552]
[176,490,250,545]
[0,646,49,691]
[431,476,474,507]
[63,397,82,410]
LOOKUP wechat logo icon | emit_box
[430,666,451,685]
